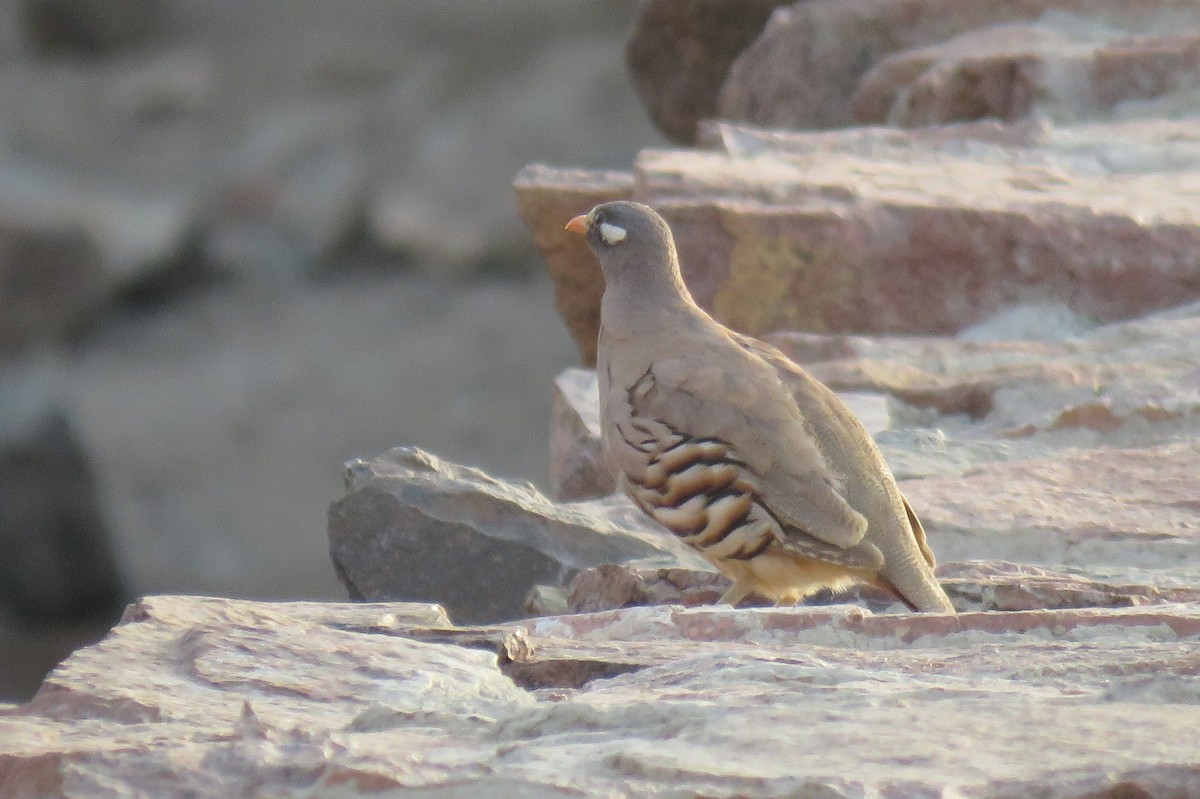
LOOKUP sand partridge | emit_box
[565,201,954,613]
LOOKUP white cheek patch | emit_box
[599,222,627,245]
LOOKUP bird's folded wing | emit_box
[628,355,869,552]
[776,528,885,571]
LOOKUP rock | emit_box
[565,559,1200,614]
[513,165,634,365]
[2,2,663,288]
[855,29,1200,128]
[956,302,1096,342]
[328,446,707,624]
[19,0,162,56]
[522,584,569,617]
[717,0,1200,130]
[937,560,1200,611]
[519,118,1200,355]
[624,0,792,143]
[548,367,614,501]
[567,561,732,612]
[0,218,106,353]
[3,594,1200,796]
[0,405,127,702]
[904,440,1200,570]
[0,407,126,624]
[765,301,1200,442]
[849,23,1069,126]
[0,618,114,704]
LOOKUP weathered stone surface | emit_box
[0,404,127,702]
[906,440,1200,569]
[767,300,1200,443]
[0,408,126,624]
[549,367,614,501]
[3,594,1200,797]
[854,29,1200,127]
[717,0,1200,130]
[0,0,657,700]
[328,446,706,624]
[519,119,1200,357]
[564,559,1200,614]
[566,562,732,612]
[624,0,792,143]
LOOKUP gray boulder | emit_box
[328,446,706,624]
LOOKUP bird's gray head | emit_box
[564,201,678,285]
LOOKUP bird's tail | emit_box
[882,557,956,613]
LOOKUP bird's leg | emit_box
[718,582,752,607]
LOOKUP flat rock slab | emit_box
[517,119,1200,363]
[904,440,1200,568]
[768,300,1200,442]
[563,559,1200,615]
[3,595,1200,797]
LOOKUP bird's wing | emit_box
[733,332,936,571]
[619,350,872,557]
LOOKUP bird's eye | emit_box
[598,222,627,245]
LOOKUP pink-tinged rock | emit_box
[901,440,1200,568]
[937,560,1200,611]
[567,562,730,613]
[766,304,1200,438]
[854,30,1200,127]
[4,595,1200,797]
[849,24,1065,125]
[517,120,1200,359]
[718,0,1200,130]
[563,559,1200,615]
[513,165,632,366]
[624,0,793,143]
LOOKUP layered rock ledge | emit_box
[516,119,1200,364]
[2,594,1199,797]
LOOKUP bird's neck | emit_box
[599,268,708,340]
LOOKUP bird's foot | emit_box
[718,582,751,607]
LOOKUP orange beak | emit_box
[564,214,590,235]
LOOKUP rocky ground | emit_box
[5,0,1200,796]
[4,595,1199,797]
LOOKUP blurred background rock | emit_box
[0,0,664,701]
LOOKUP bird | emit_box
[564,201,955,613]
